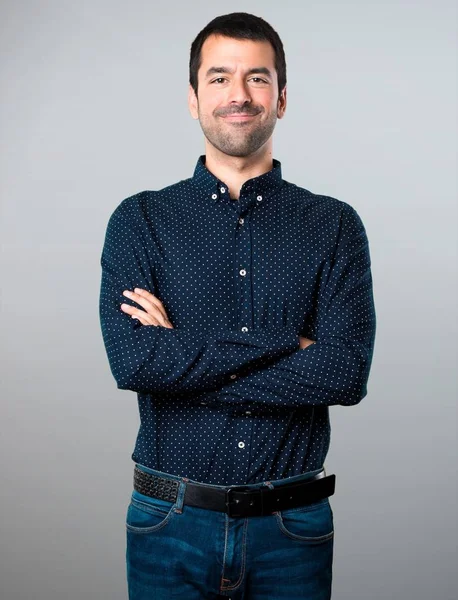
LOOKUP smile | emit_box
[221,114,258,121]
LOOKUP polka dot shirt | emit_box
[99,155,376,485]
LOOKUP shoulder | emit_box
[282,180,365,232]
[106,178,192,226]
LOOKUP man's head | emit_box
[188,13,287,158]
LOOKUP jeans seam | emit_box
[130,497,173,517]
[220,518,248,591]
[220,513,229,588]
[125,506,175,535]
[275,512,334,543]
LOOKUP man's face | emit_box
[188,34,286,158]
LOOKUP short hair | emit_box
[189,12,287,96]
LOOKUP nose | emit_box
[227,77,252,106]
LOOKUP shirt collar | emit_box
[191,154,283,204]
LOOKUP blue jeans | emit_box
[126,463,334,599]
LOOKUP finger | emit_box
[120,303,161,326]
[134,313,173,328]
[121,302,169,328]
[133,288,169,321]
[131,314,149,326]
[122,289,170,325]
[122,289,159,316]
[126,289,172,328]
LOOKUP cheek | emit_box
[254,90,277,110]
[196,95,213,113]
[201,101,223,120]
[198,104,213,121]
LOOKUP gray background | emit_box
[1,1,456,599]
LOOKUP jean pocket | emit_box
[275,497,334,544]
[126,491,177,534]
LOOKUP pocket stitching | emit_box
[126,499,176,534]
[275,501,334,543]
[279,497,328,515]
[130,497,173,517]
[275,513,334,543]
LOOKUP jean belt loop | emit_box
[174,477,188,514]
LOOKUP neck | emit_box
[203,141,274,200]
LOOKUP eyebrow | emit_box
[205,66,273,79]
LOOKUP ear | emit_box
[277,85,287,119]
[188,84,199,120]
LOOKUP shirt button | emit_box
[238,217,244,225]
[238,441,245,448]
[257,195,263,201]
[220,187,226,193]
[239,269,246,276]
[241,326,248,332]
[245,410,252,415]
[230,374,237,379]
[211,193,218,199]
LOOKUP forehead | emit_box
[199,34,276,71]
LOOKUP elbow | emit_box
[115,370,154,394]
[339,355,372,406]
[112,364,177,395]
[116,377,139,392]
[339,381,368,406]
[112,370,137,392]
[109,363,149,393]
[105,345,164,393]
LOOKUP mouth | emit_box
[220,113,259,121]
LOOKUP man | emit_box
[99,12,376,600]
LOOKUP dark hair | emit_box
[189,12,286,96]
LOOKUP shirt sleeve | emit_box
[99,201,300,395]
[213,203,377,407]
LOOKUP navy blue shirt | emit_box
[99,155,376,485]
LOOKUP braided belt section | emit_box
[133,467,180,503]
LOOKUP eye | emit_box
[210,77,227,84]
[250,77,268,84]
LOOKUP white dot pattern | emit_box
[99,155,376,485]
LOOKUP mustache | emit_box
[215,105,262,117]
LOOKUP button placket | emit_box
[232,413,253,478]
[234,195,254,333]
[229,190,256,480]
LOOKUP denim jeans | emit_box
[126,463,334,599]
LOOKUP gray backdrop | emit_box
[1,1,456,599]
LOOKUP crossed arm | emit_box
[99,201,376,407]
[119,288,316,350]
[100,203,304,395]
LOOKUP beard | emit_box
[196,103,277,158]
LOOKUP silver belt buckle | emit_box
[225,486,267,517]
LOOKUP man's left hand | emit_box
[120,288,174,328]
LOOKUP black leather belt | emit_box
[133,466,336,517]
